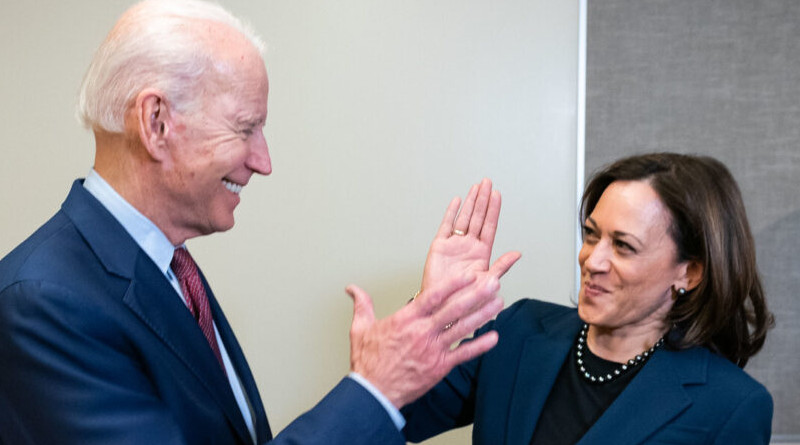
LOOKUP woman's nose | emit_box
[581,241,610,273]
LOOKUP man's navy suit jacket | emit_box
[402,299,773,444]
[0,180,403,445]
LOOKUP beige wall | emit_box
[0,1,579,443]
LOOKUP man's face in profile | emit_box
[158,33,271,239]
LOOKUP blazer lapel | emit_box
[203,273,272,443]
[122,254,254,445]
[505,310,582,444]
[577,348,707,445]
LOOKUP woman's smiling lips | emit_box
[583,281,609,298]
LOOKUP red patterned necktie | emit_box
[171,247,225,372]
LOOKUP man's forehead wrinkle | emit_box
[182,20,263,93]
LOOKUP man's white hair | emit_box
[77,0,265,133]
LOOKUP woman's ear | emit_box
[681,260,704,293]
[135,88,171,161]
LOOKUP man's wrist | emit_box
[347,372,406,431]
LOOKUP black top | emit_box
[529,338,644,444]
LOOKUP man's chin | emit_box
[200,214,236,237]
[213,218,236,234]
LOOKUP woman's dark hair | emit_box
[580,152,773,367]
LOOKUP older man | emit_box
[0,1,518,444]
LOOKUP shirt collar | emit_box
[83,169,176,277]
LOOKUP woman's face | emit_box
[578,180,690,337]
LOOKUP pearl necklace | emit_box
[576,324,664,384]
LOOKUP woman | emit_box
[403,153,773,444]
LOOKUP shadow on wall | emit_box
[748,209,800,441]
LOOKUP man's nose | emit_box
[247,131,271,175]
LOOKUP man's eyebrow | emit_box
[237,117,265,127]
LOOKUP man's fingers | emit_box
[430,276,500,332]
[489,251,522,279]
[467,178,492,236]
[412,273,476,316]
[438,292,503,345]
[346,284,376,335]
[446,330,500,367]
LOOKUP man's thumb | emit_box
[346,284,375,334]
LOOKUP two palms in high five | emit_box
[347,178,520,409]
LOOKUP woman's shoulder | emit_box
[500,298,575,320]
[666,346,772,406]
[706,349,771,396]
[658,346,773,441]
[490,298,578,335]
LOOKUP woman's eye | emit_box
[614,239,635,253]
[582,226,598,241]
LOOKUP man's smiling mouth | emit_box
[222,179,243,195]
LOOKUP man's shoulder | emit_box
[0,200,143,337]
[0,210,81,287]
[0,180,136,291]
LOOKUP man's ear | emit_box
[135,88,172,161]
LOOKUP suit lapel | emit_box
[202,272,272,443]
[123,254,253,445]
[505,310,582,444]
[61,180,138,278]
[577,348,707,445]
